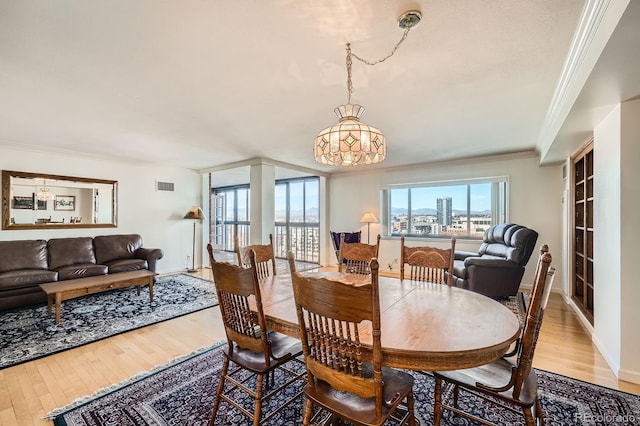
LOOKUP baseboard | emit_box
[591,332,620,379]
[561,293,594,334]
[559,293,640,385]
[519,283,563,295]
[619,368,640,385]
[160,267,204,275]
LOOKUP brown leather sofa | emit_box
[0,234,163,310]
[449,223,538,299]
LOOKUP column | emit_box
[249,163,275,244]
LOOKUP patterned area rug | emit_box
[501,291,528,326]
[0,274,217,369]
[47,344,640,425]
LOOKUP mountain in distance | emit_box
[391,207,437,215]
[275,207,319,218]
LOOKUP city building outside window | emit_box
[210,184,250,251]
[381,177,508,239]
[275,177,319,263]
[210,177,320,263]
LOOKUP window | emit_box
[382,177,507,239]
[274,177,319,263]
[211,184,250,251]
[211,177,319,261]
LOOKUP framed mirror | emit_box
[2,170,118,230]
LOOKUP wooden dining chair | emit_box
[400,236,456,285]
[234,233,277,279]
[329,230,362,262]
[207,244,305,426]
[433,246,554,426]
[338,233,380,275]
[503,244,550,359]
[288,252,415,426]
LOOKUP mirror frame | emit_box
[2,170,118,230]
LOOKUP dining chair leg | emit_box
[209,356,230,426]
[433,376,443,426]
[523,405,535,426]
[453,383,459,407]
[302,398,314,425]
[253,373,265,426]
[407,392,416,426]
[535,399,545,425]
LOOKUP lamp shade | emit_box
[184,206,206,220]
[314,104,386,166]
[360,211,379,224]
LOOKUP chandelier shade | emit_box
[312,10,420,167]
[314,104,386,166]
[36,180,56,202]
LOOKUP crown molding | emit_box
[537,0,629,163]
[197,157,329,178]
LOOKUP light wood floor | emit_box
[1,268,638,425]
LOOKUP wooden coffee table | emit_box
[39,269,156,324]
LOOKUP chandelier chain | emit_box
[346,44,353,104]
[345,27,412,104]
[351,27,411,66]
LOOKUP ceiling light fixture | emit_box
[313,10,421,167]
[36,180,56,202]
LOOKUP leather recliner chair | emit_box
[449,223,538,299]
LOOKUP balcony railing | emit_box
[213,222,319,264]
[274,224,319,263]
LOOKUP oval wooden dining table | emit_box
[255,270,521,372]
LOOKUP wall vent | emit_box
[156,181,175,192]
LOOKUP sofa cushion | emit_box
[106,259,148,273]
[0,240,48,273]
[0,269,58,290]
[56,264,108,281]
[94,234,143,264]
[48,237,97,270]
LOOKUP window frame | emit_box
[381,176,509,240]
[211,184,250,251]
[274,176,320,263]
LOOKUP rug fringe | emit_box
[43,341,225,420]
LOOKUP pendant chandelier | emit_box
[314,10,421,167]
[36,180,56,201]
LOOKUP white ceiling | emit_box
[1,1,637,185]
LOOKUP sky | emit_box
[390,183,492,212]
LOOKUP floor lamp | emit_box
[359,211,379,244]
[184,206,206,273]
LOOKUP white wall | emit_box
[592,104,622,376]
[0,146,202,274]
[590,98,640,384]
[619,99,640,383]
[326,153,564,288]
